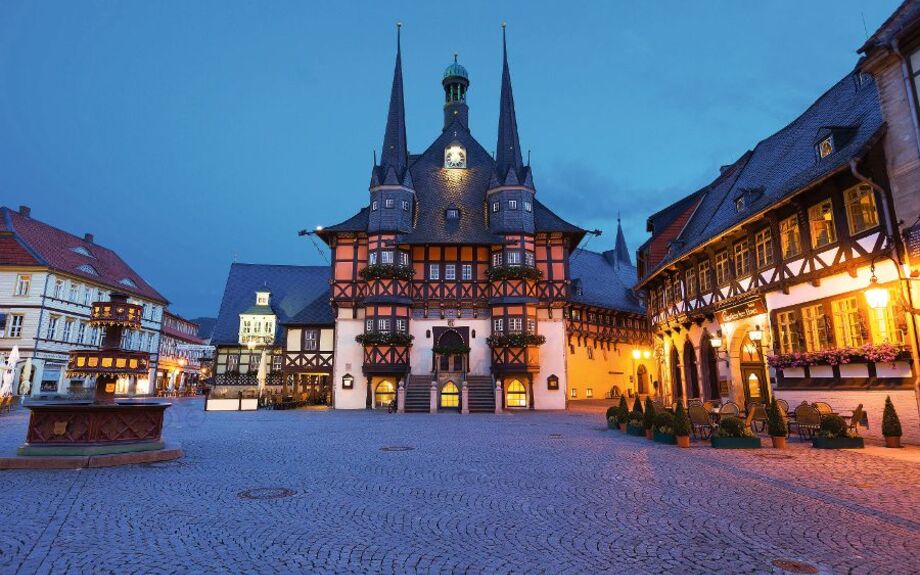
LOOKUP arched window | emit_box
[506,379,527,408]
[374,380,395,408]
[440,381,459,408]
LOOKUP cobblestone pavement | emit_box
[1,399,920,574]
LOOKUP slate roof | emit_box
[568,248,643,314]
[0,206,167,303]
[639,70,883,285]
[211,263,332,346]
[192,317,217,341]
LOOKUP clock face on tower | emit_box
[444,145,467,169]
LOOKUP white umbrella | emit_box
[18,358,32,395]
[1,346,19,396]
[256,350,268,396]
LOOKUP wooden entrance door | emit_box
[741,367,768,406]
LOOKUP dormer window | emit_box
[818,136,834,159]
[401,200,410,211]
[77,264,99,276]
[384,198,394,209]
[446,208,460,220]
[371,200,378,211]
[492,201,500,213]
[71,246,94,258]
[735,197,745,212]
[256,291,270,306]
[508,199,518,210]
[119,277,137,288]
[444,144,466,169]
[524,201,532,212]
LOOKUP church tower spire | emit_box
[372,22,409,187]
[494,23,525,184]
[613,215,632,267]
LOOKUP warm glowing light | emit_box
[631,349,641,360]
[710,335,723,349]
[865,269,890,310]
[643,350,651,359]
[749,326,764,342]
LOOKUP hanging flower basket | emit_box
[767,343,911,369]
[354,333,414,346]
[486,334,546,348]
[359,264,414,281]
[485,265,543,282]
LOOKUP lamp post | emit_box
[865,263,891,342]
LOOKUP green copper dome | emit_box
[443,61,469,81]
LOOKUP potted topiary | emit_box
[673,403,691,448]
[766,398,787,449]
[605,405,618,430]
[882,395,902,448]
[812,414,864,449]
[617,395,629,432]
[711,416,762,449]
[653,412,676,444]
[643,397,656,440]
[627,396,645,436]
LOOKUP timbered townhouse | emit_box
[156,311,205,394]
[313,27,650,412]
[0,205,167,397]
[637,65,920,443]
[209,263,333,408]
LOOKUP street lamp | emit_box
[865,264,890,310]
[631,349,641,360]
[748,326,764,342]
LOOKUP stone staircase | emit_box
[404,375,431,413]
[466,375,495,413]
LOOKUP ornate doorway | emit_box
[740,335,768,406]
[506,379,527,408]
[374,379,396,409]
[434,329,468,373]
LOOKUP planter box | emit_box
[809,365,834,378]
[711,436,762,449]
[812,436,864,449]
[838,363,869,378]
[627,424,645,437]
[653,431,676,445]
[876,361,912,378]
[782,367,806,378]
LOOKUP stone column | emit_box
[397,379,405,413]
[430,381,438,414]
[461,380,469,415]
[494,379,503,414]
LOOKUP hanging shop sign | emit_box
[716,299,766,324]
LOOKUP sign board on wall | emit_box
[905,223,920,272]
[716,299,767,324]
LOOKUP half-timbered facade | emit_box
[156,310,205,395]
[637,65,920,442]
[314,28,649,412]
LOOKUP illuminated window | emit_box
[492,202,500,213]
[506,379,527,407]
[715,251,730,286]
[735,197,745,212]
[440,381,459,408]
[508,199,518,210]
[844,184,879,235]
[570,387,577,398]
[685,267,697,297]
[384,198,394,209]
[869,288,905,345]
[776,310,800,354]
[818,137,834,158]
[808,200,837,248]
[527,318,536,333]
[586,388,593,398]
[444,145,466,168]
[831,297,864,347]
[801,304,829,352]
[754,228,773,268]
[446,208,460,220]
[698,261,711,292]
[733,240,751,276]
[779,215,802,258]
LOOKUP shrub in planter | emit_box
[643,397,656,439]
[813,414,863,449]
[711,415,761,449]
[617,395,629,430]
[673,403,691,448]
[605,405,618,421]
[766,398,787,448]
[882,395,902,448]
[606,416,618,430]
[653,412,675,444]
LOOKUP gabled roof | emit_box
[211,263,332,346]
[858,0,920,54]
[568,248,643,314]
[0,206,167,303]
[640,70,883,284]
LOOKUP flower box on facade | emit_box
[812,436,864,449]
[627,424,645,437]
[653,431,676,445]
[809,365,834,378]
[782,367,806,378]
[710,436,762,449]
[877,361,912,378]
[838,363,870,378]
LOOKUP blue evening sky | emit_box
[0,1,900,319]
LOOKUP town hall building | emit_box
[209,27,650,412]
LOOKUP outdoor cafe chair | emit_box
[749,403,768,433]
[794,403,821,439]
[846,404,865,435]
[814,402,834,416]
[688,398,704,407]
[688,404,715,439]
[776,398,789,414]
[719,402,741,418]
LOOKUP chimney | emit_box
[84,233,94,244]
[18,205,30,218]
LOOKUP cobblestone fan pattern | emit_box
[1,399,920,574]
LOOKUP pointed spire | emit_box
[495,22,524,185]
[379,22,409,180]
[613,215,632,267]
